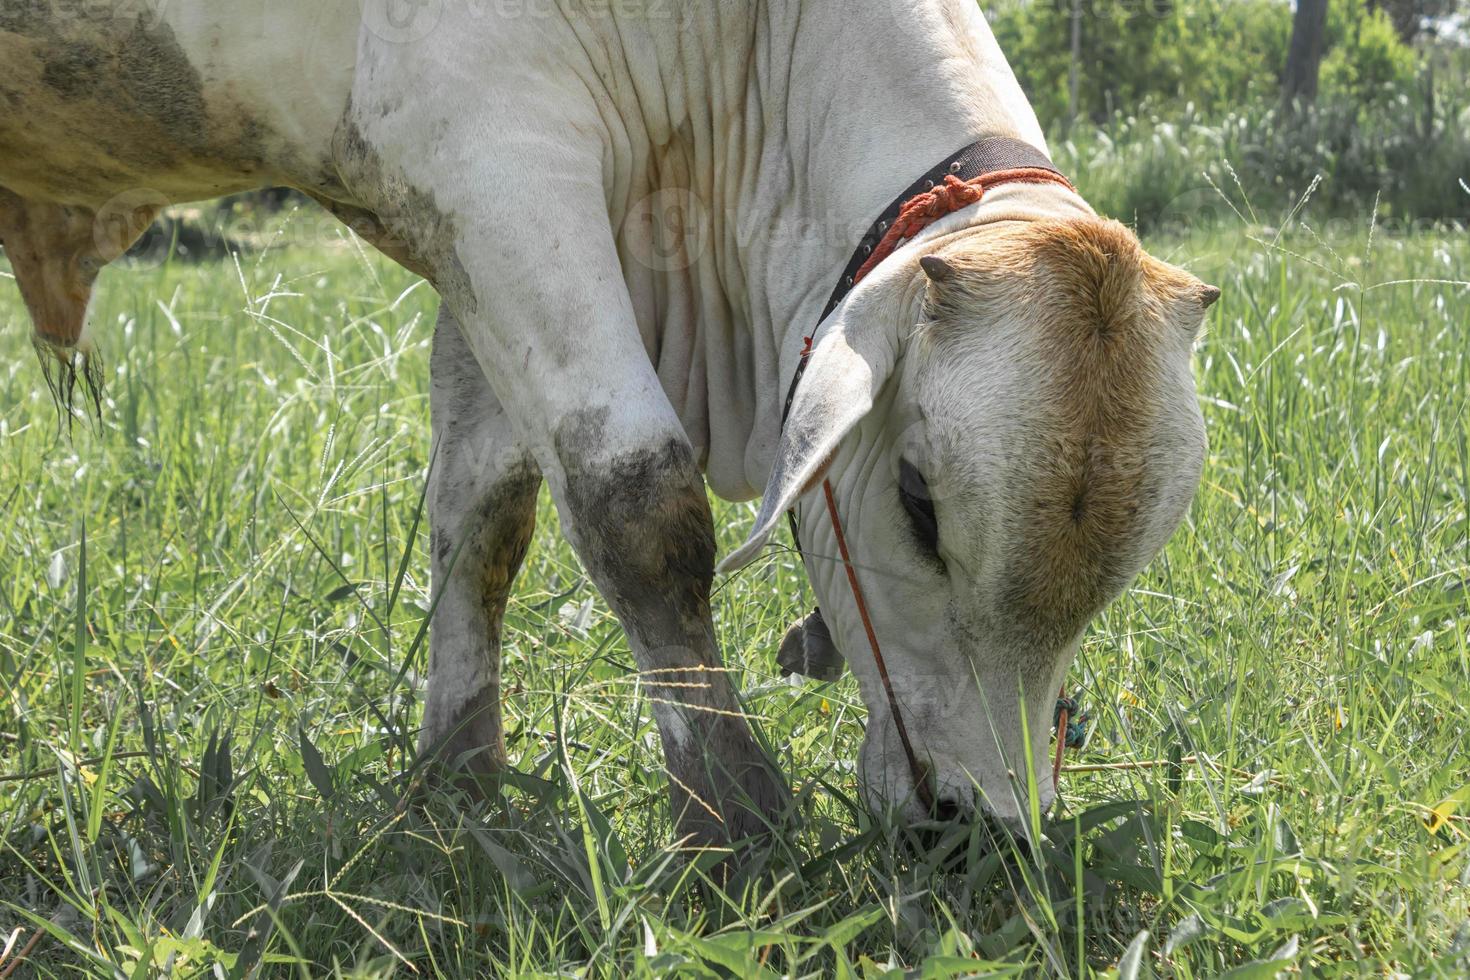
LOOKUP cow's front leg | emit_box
[419,309,540,781]
[337,95,788,842]
[553,420,791,845]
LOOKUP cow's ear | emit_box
[718,299,899,573]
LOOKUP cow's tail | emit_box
[33,337,104,430]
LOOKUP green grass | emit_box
[1,202,1468,977]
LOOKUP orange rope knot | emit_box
[916,173,987,218]
[852,167,1074,285]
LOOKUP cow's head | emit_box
[0,187,157,416]
[726,216,1214,828]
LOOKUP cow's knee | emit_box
[553,413,715,641]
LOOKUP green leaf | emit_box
[87,703,126,843]
[819,907,884,952]
[1116,929,1151,980]
[1073,799,1152,835]
[69,521,87,749]
[1180,819,1223,849]
[471,828,536,891]
[324,582,358,602]
[687,932,778,978]
[573,787,628,882]
[298,727,335,800]
[1260,898,1323,932]
[1270,808,1300,857]
[920,958,1023,979]
[1164,913,1207,954]
[1214,934,1298,979]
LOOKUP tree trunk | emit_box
[1422,58,1434,142]
[1283,0,1329,105]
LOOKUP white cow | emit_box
[0,0,1215,845]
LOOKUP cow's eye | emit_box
[898,458,940,557]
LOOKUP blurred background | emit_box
[991,0,1468,228]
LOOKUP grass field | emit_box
[1,203,1468,977]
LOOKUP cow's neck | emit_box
[644,0,1063,500]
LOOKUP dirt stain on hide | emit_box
[554,407,718,640]
[0,6,268,202]
[424,468,540,776]
[327,117,475,311]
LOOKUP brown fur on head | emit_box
[0,186,158,421]
[919,217,1216,646]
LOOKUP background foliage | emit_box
[990,0,1469,226]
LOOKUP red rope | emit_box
[820,478,935,812]
[1053,693,1070,793]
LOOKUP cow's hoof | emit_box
[668,748,794,861]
